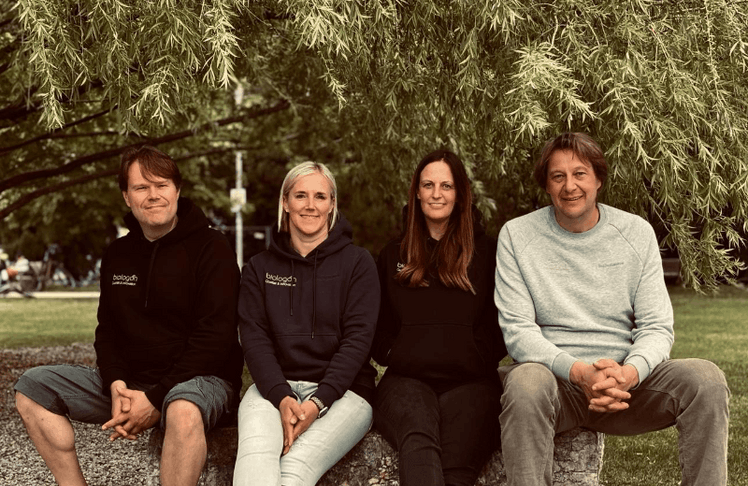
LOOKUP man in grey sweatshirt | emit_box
[494,132,729,486]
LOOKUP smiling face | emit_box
[283,172,334,244]
[545,149,602,233]
[418,161,456,239]
[122,161,180,240]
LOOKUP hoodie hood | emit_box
[266,212,354,330]
[269,212,354,262]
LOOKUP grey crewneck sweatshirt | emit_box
[494,204,674,384]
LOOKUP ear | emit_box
[122,191,131,208]
[282,196,289,213]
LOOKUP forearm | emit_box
[245,347,294,408]
[317,254,379,405]
[316,331,373,406]
[145,245,241,407]
[371,310,397,366]
[95,332,129,389]
[94,270,130,388]
[626,225,674,383]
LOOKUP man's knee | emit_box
[669,359,730,406]
[15,391,40,417]
[502,363,558,404]
[164,399,205,437]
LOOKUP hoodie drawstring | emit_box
[289,259,295,317]
[144,241,160,308]
[311,252,318,339]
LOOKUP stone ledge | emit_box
[147,427,604,486]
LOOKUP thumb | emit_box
[593,359,617,370]
[117,387,136,398]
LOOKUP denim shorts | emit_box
[14,364,235,431]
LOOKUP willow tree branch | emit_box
[0,99,291,219]
[0,169,118,220]
[0,99,290,194]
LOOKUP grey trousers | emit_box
[499,359,730,486]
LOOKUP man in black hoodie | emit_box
[14,146,243,486]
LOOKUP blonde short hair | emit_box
[277,161,339,232]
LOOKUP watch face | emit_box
[318,406,329,418]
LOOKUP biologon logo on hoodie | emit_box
[112,274,138,286]
[265,273,297,287]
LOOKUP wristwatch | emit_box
[309,395,328,418]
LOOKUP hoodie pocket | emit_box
[124,340,185,375]
[387,322,484,382]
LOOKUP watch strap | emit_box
[309,395,328,418]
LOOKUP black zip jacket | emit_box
[95,197,243,411]
[371,210,507,393]
[238,213,380,409]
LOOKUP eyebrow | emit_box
[550,165,589,173]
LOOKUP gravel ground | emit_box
[0,343,156,486]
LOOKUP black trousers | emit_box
[374,373,502,486]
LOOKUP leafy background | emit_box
[1,0,747,289]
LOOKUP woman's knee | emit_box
[376,382,440,445]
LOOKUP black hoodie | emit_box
[95,197,243,411]
[238,213,380,408]
[371,208,507,393]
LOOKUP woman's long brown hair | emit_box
[396,150,476,293]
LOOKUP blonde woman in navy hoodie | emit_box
[372,150,507,486]
[233,161,380,486]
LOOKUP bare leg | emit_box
[160,399,207,486]
[15,392,87,486]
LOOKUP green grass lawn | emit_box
[600,285,748,486]
[0,299,98,348]
[2,286,746,484]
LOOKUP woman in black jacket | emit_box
[233,161,380,486]
[372,150,507,486]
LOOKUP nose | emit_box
[563,176,576,193]
[147,187,159,199]
[433,185,442,199]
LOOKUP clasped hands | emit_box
[570,359,639,413]
[101,380,161,441]
[279,396,320,455]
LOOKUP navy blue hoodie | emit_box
[95,197,243,411]
[238,213,380,408]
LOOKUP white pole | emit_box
[235,151,243,269]
[233,85,245,269]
